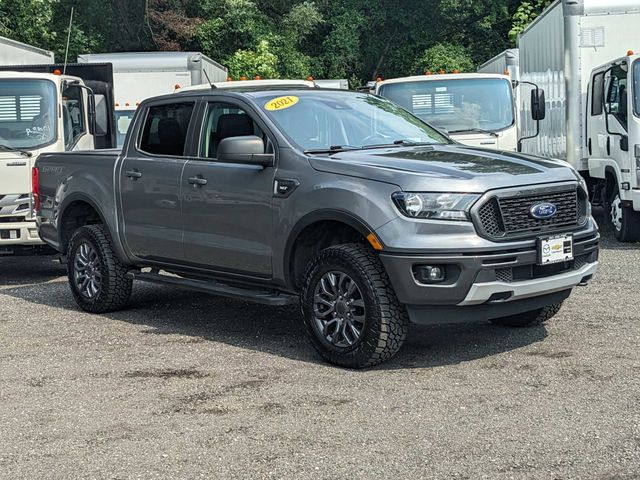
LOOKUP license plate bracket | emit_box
[0,229,20,240]
[538,234,573,265]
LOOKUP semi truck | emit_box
[375,73,541,152]
[0,35,54,65]
[78,52,228,147]
[516,0,640,240]
[0,63,115,255]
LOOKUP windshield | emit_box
[258,91,450,152]
[0,79,57,150]
[116,110,135,148]
[378,78,515,133]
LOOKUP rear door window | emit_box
[138,102,195,156]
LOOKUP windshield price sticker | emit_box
[538,234,573,265]
[265,96,299,111]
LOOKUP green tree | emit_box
[413,43,475,74]
[509,0,551,43]
[225,38,279,78]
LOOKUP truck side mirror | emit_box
[531,89,546,121]
[217,135,275,167]
[91,94,108,136]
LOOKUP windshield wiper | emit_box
[362,139,434,150]
[304,145,361,155]
[447,128,499,138]
[0,145,33,157]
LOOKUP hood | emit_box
[307,144,578,193]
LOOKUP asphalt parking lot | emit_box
[1,209,639,479]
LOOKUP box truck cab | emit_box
[0,65,115,254]
[375,73,520,151]
[587,54,640,240]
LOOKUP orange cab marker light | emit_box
[125,102,130,107]
[53,69,62,75]
[306,75,314,81]
[367,233,383,251]
[628,50,635,56]
[438,69,446,74]
[254,75,261,80]
[425,70,432,75]
[240,76,248,81]
[453,69,460,74]
[174,84,181,90]
[115,102,120,107]
[376,76,383,83]
[227,76,233,81]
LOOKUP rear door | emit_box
[181,98,275,276]
[118,99,197,262]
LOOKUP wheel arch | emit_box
[283,210,381,291]
[58,193,109,252]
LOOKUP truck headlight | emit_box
[392,192,480,221]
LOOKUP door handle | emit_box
[188,176,208,186]
[125,169,142,180]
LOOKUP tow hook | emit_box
[578,274,593,287]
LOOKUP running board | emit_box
[127,270,298,306]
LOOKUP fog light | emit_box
[415,265,446,284]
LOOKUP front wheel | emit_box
[301,244,409,369]
[608,185,640,242]
[490,302,563,328]
[67,224,132,313]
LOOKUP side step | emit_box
[127,270,298,306]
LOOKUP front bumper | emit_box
[379,230,599,324]
[0,219,44,253]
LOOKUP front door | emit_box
[181,100,275,277]
[119,100,196,262]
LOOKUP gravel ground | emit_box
[1,210,639,479]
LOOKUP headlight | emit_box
[392,192,480,221]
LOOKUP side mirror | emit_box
[91,94,108,136]
[531,88,546,121]
[217,135,275,167]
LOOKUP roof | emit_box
[376,73,511,88]
[0,71,75,82]
[178,79,317,93]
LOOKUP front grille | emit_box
[474,186,587,240]
[493,254,592,283]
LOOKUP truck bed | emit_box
[36,149,121,252]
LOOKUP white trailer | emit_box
[78,52,227,146]
[315,79,349,90]
[0,35,54,65]
[478,49,520,82]
[517,0,640,240]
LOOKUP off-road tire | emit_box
[301,243,409,369]
[67,224,132,313]
[490,302,563,328]
[608,184,640,242]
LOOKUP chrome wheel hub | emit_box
[73,242,102,299]
[611,194,623,232]
[313,271,366,348]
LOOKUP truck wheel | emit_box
[67,225,132,313]
[490,302,562,328]
[301,244,409,369]
[608,185,640,242]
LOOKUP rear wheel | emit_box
[301,244,408,369]
[67,225,132,313]
[490,302,562,328]
[608,184,640,242]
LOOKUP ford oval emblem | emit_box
[530,202,557,219]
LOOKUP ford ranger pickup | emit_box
[35,87,599,368]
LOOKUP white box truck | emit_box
[517,0,640,241]
[0,35,54,65]
[376,73,524,151]
[0,63,116,254]
[78,52,228,146]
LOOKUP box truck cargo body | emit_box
[78,52,227,146]
[0,35,54,65]
[518,0,640,170]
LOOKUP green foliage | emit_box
[413,43,475,74]
[0,0,547,84]
[225,39,279,79]
[509,0,552,43]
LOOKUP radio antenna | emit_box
[202,68,215,89]
[63,6,74,74]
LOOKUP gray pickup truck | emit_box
[35,86,599,368]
